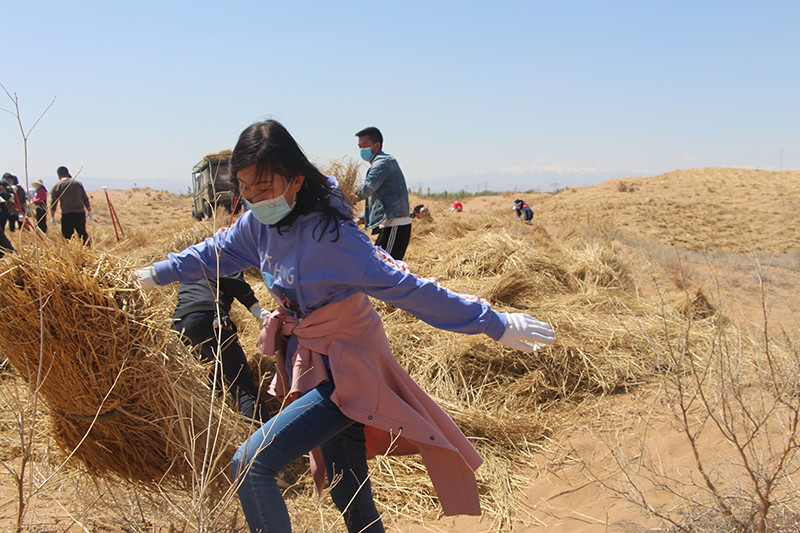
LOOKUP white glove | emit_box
[49,216,56,225]
[249,303,266,321]
[498,313,555,353]
[133,267,159,288]
[87,210,93,220]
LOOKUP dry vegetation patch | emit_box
[0,166,797,532]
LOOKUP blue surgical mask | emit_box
[360,147,374,162]
[245,184,296,225]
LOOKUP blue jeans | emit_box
[231,379,384,533]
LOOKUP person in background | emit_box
[354,127,411,261]
[410,204,430,219]
[173,272,269,422]
[135,119,555,533]
[50,166,92,244]
[31,179,48,233]
[450,199,463,212]
[2,173,26,232]
[0,180,15,257]
[513,199,534,225]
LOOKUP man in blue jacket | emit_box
[355,127,411,260]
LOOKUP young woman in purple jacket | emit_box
[136,120,555,533]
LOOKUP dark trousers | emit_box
[523,207,533,223]
[61,212,89,244]
[7,213,21,232]
[0,223,14,257]
[35,206,47,233]
[173,311,264,420]
[374,223,412,261]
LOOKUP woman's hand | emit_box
[249,302,268,322]
[498,313,555,353]
[133,267,160,288]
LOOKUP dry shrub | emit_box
[0,240,248,491]
[667,284,718,320]
[617,180,635,193]
[583,288,800,533]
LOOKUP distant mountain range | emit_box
[409,168,647,194]
[22,168,649,196]
[20,176,191,195]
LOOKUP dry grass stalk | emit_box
[580,287,800,532]
[0,239,248,492]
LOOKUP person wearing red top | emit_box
[450,200,463,212]
[32,179,48,233]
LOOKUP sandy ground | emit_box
[1,167,798,532]
[397,170,800,531]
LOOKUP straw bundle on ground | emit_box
[386,218,715,429]
[0,240,248,490]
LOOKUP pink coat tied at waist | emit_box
[256,293,483,516]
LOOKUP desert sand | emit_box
[1,167,798,532]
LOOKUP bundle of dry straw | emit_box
[320,157,361,209]
[203,149,233,162]
[0,240,248,490]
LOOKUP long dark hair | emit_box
[229,120,352,240]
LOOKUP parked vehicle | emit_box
[191,150,242,220]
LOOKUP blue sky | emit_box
[2,1,798,194]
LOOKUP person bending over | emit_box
[172,272,268,421]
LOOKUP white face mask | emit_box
[245,182,296,225]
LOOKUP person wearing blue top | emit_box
[513,199,534,224]
[135,119,555,533]
[355,127,411,261]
